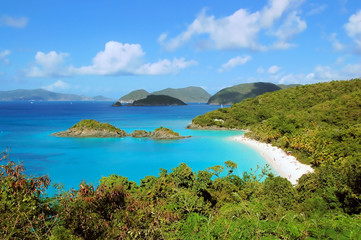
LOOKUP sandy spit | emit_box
[231,135,314,185]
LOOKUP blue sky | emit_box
[1,0,361,98]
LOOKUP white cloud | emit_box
[42,80,70,91]
[260,0,295,27]
[342,63,361,78]
[344,10,361,51]
[279,73,305,84]
[74,41,145,75]
[159,8,263,51]
[257,67,265,74]
[271,11,307,49]
[159,0,306,51]
[307,4,327,16]
[0,50,11,64]
[136,58,197,75]
[27,51,70,77]
[218,56,251,72]
[27,41,196,78]
[328,33,345,51]
[0,15,28,28]
[268,65,281,74]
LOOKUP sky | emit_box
[1,0,361,98]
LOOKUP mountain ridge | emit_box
[118,86,211,103]
[0,89,113,101]
[207,82,282,105]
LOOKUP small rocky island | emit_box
[52,119,128,138]
[130,127,189,140]
[52,119,189,140]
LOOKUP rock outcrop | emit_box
[52,119,128,138]
[150,127,189,140]
[130,127,190,140]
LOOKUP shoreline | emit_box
[231,135,314,185]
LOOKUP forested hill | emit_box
[152,86,211,103]
[118,89,149,102]
[192,79,361,166]
[118,86,211,103]
[207,82,281,105]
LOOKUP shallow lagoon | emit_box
[0,102,270,193]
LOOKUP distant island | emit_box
[117,86,211,103]
[0,89,113,102]
[52,119,189,139]
[113,95,187,106]
[118,89,150,103]
[207,82,282,105]
[131,95,186,106]
[151,87,211,103]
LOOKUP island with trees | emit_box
[52,119,189,140]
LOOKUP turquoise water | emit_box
[0,102,270,193]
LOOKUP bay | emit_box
[0,101,271,193]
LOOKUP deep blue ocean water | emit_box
[0,101,271,194]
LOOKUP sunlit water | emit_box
[0,102,271,193]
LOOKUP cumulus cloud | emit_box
[257,67,265,74]
[74,41,145,75]
[344,10,361,52]
[0,15,28,28]
[42,80,70,91]
[218,56,251,72]
[27,51,70,77]
[307,4,327,16]
[0,50,11,64]
[271,11,307,49]
[159,0,306,51]
[328,33,345,51]
[27,41,197,78]
[136,58,197,75]
[268,65,281,74]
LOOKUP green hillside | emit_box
[208,82,281,105]
[118,89,149,102]
[131,95,186,106]
[152,86,211,103]
[192,79,361,166]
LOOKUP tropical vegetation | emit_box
[1,79,361,239]
[207,82,281,105]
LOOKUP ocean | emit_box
[0,101,270,194]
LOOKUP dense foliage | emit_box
[193,79,361,213]
[207,82,281,105]
[194,79,361,165]
[1,152,360,239]
[70,119,121,132]
[2,79,361,239]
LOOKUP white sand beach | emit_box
[231,135,314,185]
